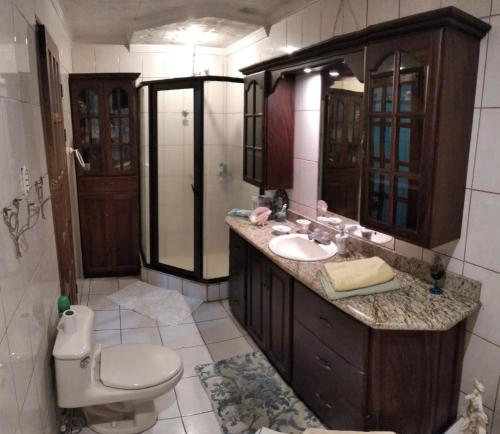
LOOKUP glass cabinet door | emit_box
[76,87,104,173]
[244,73,265,186]
[366,50,428,231]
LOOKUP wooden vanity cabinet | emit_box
[228,230,247,325]
[243,72,295,190]
[361,27,482,247]
[228,229,467,434]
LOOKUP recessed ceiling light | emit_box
[329,70,340,77]
[304,68,312,73]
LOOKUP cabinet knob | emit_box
[318,316,333,329]
[315,356,332,372]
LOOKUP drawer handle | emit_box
[318,316,333,328]
[315,392,333,409]
[315,356,332,372]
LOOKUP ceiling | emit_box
[60,0,314,46]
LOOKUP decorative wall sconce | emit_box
[35,176,51,219]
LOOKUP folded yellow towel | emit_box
[322,257,394,292]
[303,429,397,434]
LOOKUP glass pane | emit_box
[112,145,121,169]
[157,88,195,272]
[88,146,102,170]
[255,116,263,148]
[368,172,390,224]
[246,148,254,179]
[246,84,254,114]
[245,117,254,147]
[91,118,100,144]
[397,117,422,173]
[394,177,419,230]
[399,71,426,113]
[255,83,264,114]
[77,91,88,115]
[89,91,98,116]
[369,117,392,169]
[120,90,129,115]
[376,55,395,74]
[110,118,119,144]
[79,118,89,145]
[121,118,130,144]
[371,76,393,113]
[110,89,119,115]
[122,145,131,170]
[254,150,262,182]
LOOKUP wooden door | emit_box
[36,24,77,302]
[229,230,247,325]
[267,262,293,380]
[322,89,363,220]
[246,246,268,349]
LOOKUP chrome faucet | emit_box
[308,228,331,245]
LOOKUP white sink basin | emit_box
[268,234,337,262]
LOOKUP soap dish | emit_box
[272,225,291,235]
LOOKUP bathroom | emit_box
[1,0,500,433]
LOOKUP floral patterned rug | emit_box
[195,351,324,434]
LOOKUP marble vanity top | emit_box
[226,216,480,331]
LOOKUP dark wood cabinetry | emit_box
[228,229,466,434]
[70,73,140,277]
[228,231,247,325]
[243,72,294,190]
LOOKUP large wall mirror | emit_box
[317,61,395,249]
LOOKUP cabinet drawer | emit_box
[294,281,368,370]
[293,321,367,415]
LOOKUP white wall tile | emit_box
[367,0,399,25]
[400,0,441,16]
[464,263,500,347]
[95,45,120,72]
[295,73,322,111]
[72,44,95,73]
[269,20,287,57]
[473,109,500,193]
[302,2,322,47]
[286,12,303,51]
[287,158,319,209]
[466,109,480,188]
[475,25,489,108]
[442,0,492,18]
[394,239,423,260]
[461,332,500,410]
[342,0,367,33]
[294,110,321,161]
[466,190,500,273]
[422,250,464,274]
[119,51,142,74]
[483,16,500,107]
[320,0,343,40]
[0,336,21,434]
[493,0,500,14]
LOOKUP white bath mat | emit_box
[108,281,203,326]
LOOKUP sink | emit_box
[268,234,337,262]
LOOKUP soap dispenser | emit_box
[335,227,348,255]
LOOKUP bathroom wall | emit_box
[0,0,74,433]
[226,1,500,431]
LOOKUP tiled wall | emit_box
[0,0,74,433]
[226,0,500,431]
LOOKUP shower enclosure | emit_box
[139,76,258,281]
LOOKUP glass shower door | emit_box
[152,82,202,277]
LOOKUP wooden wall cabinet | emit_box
[243,72,295,190]
[361,28,482,247]
[70,73,140,277]
[228,229,466,434]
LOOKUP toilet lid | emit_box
[100,344,182,390]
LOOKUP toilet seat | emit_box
[100,344,182,390]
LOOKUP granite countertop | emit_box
[226,216,480,331]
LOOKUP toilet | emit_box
[52,305,183,434]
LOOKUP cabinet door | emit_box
[362,34,435,244]
[246,245,268,349]
[71,81,106,175]
[229,230,247,325]
[78,193,111,275]
[104,81,138,175]
[267,262,293,381]
[243,72,266,187]
[109,192,139,274]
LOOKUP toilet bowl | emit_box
[53,305,183,434]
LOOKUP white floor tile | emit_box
[192,302,228,323]
[159,324,204,349]
[244,335,259,352]
[120,310,157,329]
[175,377,213,416]
[121,327,162,345]
[207,337,253,362]
[93,330,121,347]
[183,412,222,434]
[118,276,140,289]
[144,418,186,434]
[90,278,118,294]
[197,318,242,344]
[87,294,119,311]
[177,346,213,377]
[94,310,120,330]
[156,390,181,420]
[178,315,195,325]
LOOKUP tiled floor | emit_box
[78,276,258,434]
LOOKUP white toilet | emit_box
[52,305,183,434]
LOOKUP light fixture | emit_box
[164,25,216,46]
[303,68,312,73]
[329,70,340,77]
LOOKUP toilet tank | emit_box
[53,305,96,408]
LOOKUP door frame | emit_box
[148,79,204,280]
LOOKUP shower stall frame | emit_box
[138,76,244,283]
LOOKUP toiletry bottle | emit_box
[335,229,348,255]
